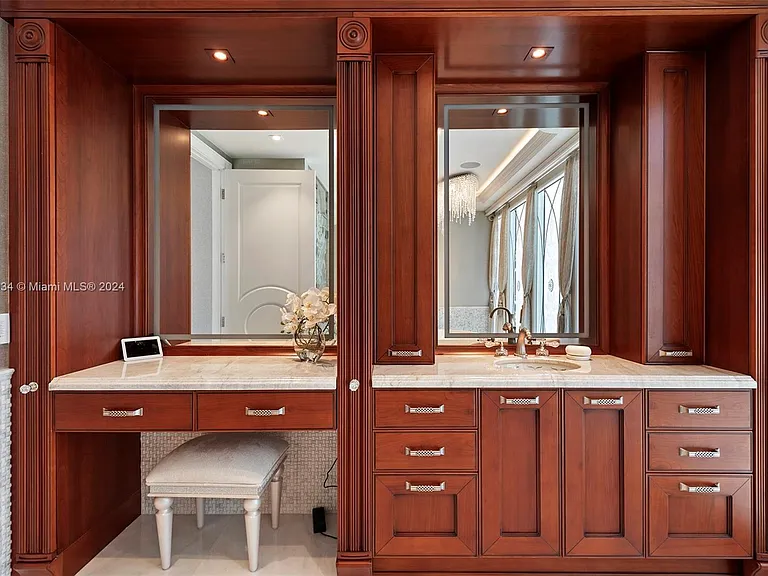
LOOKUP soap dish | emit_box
[565,345,592,361]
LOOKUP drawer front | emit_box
[648,432,752,472]
[375,474,477,556]
[648,475,752,557]
[197,391,335,431]
[648,391,751,429]
[55,393,193,431]
[375,431,476,471]
[375,390,476,429]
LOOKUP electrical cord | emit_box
[321,532,338,540]
[323,457,338,488]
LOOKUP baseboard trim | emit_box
[338,552,373,576]
[49,489,141,576]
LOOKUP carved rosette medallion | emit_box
[337,17,371,61]
[17,22,45,52]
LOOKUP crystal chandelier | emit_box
[438,173,479,232]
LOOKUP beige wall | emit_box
[0,21,9,369]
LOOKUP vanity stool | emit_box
[146,433,288,572]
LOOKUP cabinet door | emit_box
[564,391,643,556]
[645,52,705,363]
[374,474,477,556]
[481,390,559,556]
[374,54,435,364]
[648,475,752,557]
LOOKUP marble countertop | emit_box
[49,356,337,391]
[372,354,757,389]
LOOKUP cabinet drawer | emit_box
[648,475,752,557]
[197,392,335,431]
[374,474,477,556]
[375,390,476,429]
[55,393,193,431]
[648,391,751,429]
[375,431,476,471]
[648,433,752,472]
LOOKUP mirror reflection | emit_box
[438,101,593,342]
[155,104,335,341]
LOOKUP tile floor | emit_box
[77,514,338,576]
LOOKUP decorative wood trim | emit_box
[337,18,371,62]
[436,82,609,94]
[9,17,58,562]
[752,15,768,557]
[758,14,768,57]
[336,16,374,570]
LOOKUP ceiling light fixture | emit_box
[257,110,270,117]
[269,134,283,141]
[460,161,481,169]
[206,48,235,63]
[495,108,509,115]
[525,46,554,61]
[437,173,480,232]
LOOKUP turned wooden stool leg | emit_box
[153,497,174,570]
[270,465,284,529]
[196,498,205,529]
[243,498,262,572]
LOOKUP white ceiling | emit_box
[195,129,332,190]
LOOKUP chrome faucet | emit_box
[488,307,515,357]
[515,327,532,358]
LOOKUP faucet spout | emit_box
[515,327,532,358]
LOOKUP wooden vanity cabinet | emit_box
[611,52,705,365]
[563,391,644,556]
[480,390,560,556]
[374,54,436,365]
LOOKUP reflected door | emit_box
[222,169,316,334]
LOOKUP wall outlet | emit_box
[0,313,9,345]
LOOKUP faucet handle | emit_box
[533,339,560,356]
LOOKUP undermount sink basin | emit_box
[493,356,581,372]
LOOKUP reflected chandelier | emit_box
[437,172,479,232]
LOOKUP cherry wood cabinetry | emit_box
[481,390,559,556]
[374,54,436,365]
[610,52,705,365]
[54,393,193,432]
[564,391,644,556]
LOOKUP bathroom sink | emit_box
[493,356,581,372]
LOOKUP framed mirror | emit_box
[153,102,336,343]
[438,95,597,344]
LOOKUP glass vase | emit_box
[293,321,326,363]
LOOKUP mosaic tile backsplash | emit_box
[141,431,337,515]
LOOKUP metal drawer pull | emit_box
[679,405,720,415]
[405,404,445,414]
[405,481,446,493]
[583,396,623,406]
[389,349,423,357]
[660,349,693,358]
[679,448,721,459]
[679,482,721,494]
[245,407,286,417]
[500,395,539,405]
[405,447,445,458]
[102,408,143,418]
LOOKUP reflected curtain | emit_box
[497,207,510,312]
[488,215,501,331]
[557,153,580,332]
[519,184,538,330]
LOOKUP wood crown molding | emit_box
[13,19,54,62]
[337,18,371,61]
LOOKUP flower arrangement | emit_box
[280,287,337,334]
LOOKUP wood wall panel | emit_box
[9,18,58,563]
[375,53,435,365]
[336,17,374,576]
[157,111,191,336]
[645,52,705,364]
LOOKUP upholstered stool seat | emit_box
[146,433,288,572]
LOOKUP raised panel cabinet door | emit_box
[374,54,436,364]
[645,52,705,364]
[374,474,477,556]
[564,391,643,556]
[481,390,559,556]
[648,475,752,557]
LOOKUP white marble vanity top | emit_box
[372,354,757,389]
[49,356,337,391]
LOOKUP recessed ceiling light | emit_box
[496,108,509,115]
[525,46,553,61]
[269,134,283,141]
[257,110,270,117]
[206,48,234,63]
[460,161,481,169]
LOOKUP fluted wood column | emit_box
[335,17,374,576]
[9,18,59,571]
